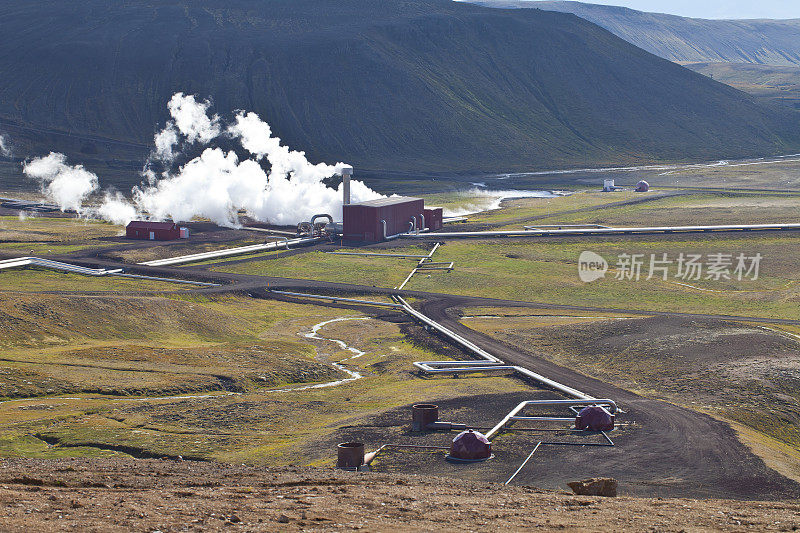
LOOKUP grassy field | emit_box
[496,192,800,229]
[211,233,800,319]
[642,159,800,191]
[0,268,196,292]
[3,185,800,469]
[0,290,532,463]
[208,244,436,287]
[105,235,271,264]
[454,190,800,229]
[0,215,127,254]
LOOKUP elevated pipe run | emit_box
[140,236,322,266]
[398,223,800,240]
[395,243,442,291]
[381,220,402,241]
[485,399,617,440]
[326,251,429,259]
[0,257,219,286]
[268,289,403,309]
[505,431,615,485]
[310,214,334,229]
[523,224,611,230]
[416,262,454,270]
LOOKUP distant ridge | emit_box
[475,1,800,66]
[0,0,798,181]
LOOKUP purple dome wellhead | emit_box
[448,429,492,462]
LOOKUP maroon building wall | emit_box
[126,221,181,241]
[424,207,443,231]
[343,197,425,242]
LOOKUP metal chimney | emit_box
[341,165,353,205]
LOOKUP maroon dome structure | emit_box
[575,406,614,431]
[635,180,650,192]
[447,429,492,462]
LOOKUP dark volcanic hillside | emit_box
[1,0,799,180]
[478,1,800,67]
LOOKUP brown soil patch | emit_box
[1,458,799,532]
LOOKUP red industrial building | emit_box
[343,197,428,242]
[125,221,188,241]
[424,207,443,231]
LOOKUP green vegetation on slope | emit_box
[0,0,798,184]
[480,1,800,67]
[682,62,800,111]
[0,291,531,462]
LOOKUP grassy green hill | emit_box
[1,0,799,183]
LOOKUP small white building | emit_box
[603,179,615,192]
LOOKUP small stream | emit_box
[0,317,372,407]
[270,316,372,392]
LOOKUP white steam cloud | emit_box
[24,93,383,227]
[127,94,382,226]
[152,93,221,163]
[23,152,99,213]
[0,134,10,157]
[96,191,139,226]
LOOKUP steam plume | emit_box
[119,94,381,226]
[23,152,98,213]
[24,93,382,226]
[152,93,220,162]
[0,134,10,157]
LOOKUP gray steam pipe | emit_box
[0,256,220,286]
[395,242,441,290]
[326,251,429,259]
[398,223,800,240]
[381,220,401,241]
[486,400,615,440]
[267,289,403,309]
[420,213,425,231]
[311,214,333,228]
[271,236,290,250]
[140,236,322,266]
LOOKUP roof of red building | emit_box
[349,196,422,208]
[126,221,178,230]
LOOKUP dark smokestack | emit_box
[341,165,353,205]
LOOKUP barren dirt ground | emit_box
[1,458,800,532]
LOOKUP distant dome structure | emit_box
[635,180,650,192]
[447,429,492,462]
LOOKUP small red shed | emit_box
[126,221,183,241]
[424,207,443,231]
[343,197,425,242]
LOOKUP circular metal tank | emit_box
[412,404,439,431]
[337,442,365,468]
[635,180,650,192]
[447,429,492,462]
